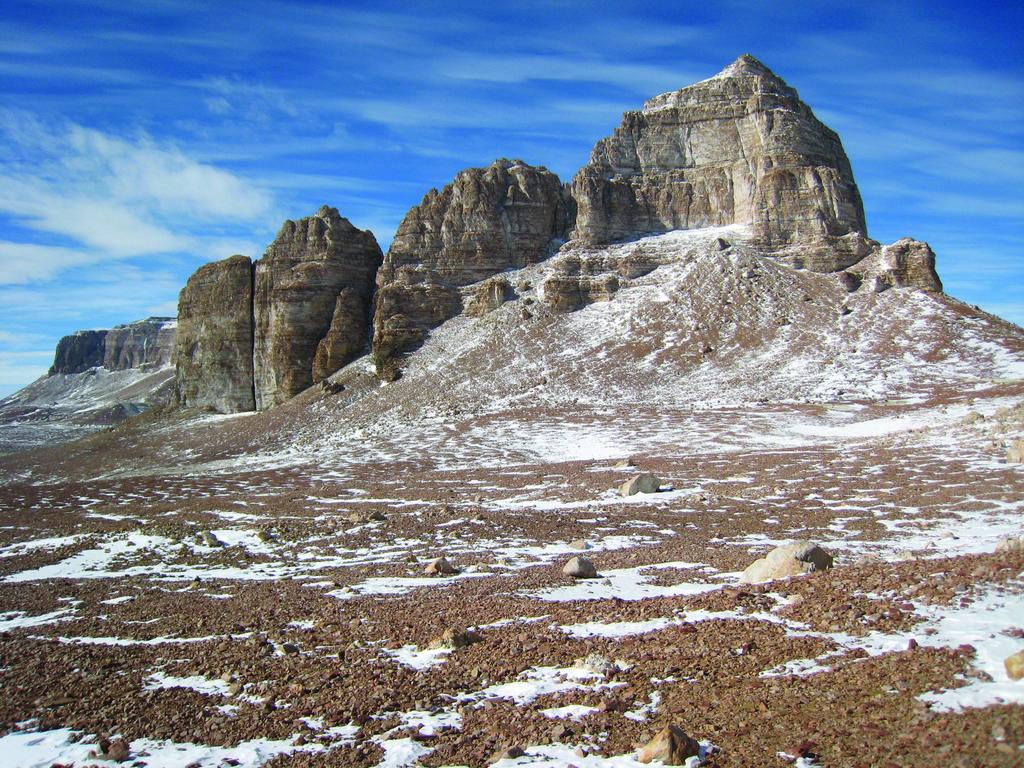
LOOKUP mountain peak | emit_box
[713,53,777,80]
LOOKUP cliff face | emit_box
[102,317,176,371]
[49,319,175,376]
[175,255,256,413]
[49,330,108,375]
[571,55,867,270]
[372,159,571,379]
[253,206,382,409]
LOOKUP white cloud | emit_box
[0,242,105,285]
[0,110,273,267]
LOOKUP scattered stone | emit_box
[613,458,636,469]
[619,473,661,496]
[562,556,598,579]
[739,541,834,583]
[282,642,300,655]
[637,725,700,765]
[1005,650,1024,681]
[425,556,459,576]
[256,529,275,542]
[568,539,591,550]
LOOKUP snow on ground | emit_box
[0,727,327,768]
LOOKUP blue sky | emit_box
[0,0,1021,396]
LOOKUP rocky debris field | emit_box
[0,384,1023,767]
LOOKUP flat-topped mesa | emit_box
[253,206,382,409]
[175,255,256,413]
[572,54,868,270]
[372,158,572,380]
[49,318,176,376]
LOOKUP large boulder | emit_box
[571,55,867,270]
[253,206,382,409]
[372,159,572,379]
[637,725,700,765]
[620,473,662,496]
[740,541,834,583]
[175,255,256,413]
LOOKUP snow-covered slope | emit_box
[0,365,175,455]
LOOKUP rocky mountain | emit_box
[571,55,867,270]
[1,55,1022,768]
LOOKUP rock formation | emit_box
[848,238,943,293]
[102,317,176,371]
[372,159,572,379]
[253,206,382,409]
[571,54,867,270]
[49,330,108,375]
[49,318,175,376]
[174,255,256,413]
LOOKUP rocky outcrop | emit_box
[372,159,572,379]
[49,330,108,375]
[174,255,256,413]
[848,238,943,293]
[464,277,514,318]
[571,54,867,270]
[102,317,176,371]
[253,207,382,409]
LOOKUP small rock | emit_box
[428,628,481,650]
[489,746,524,764]
[425,556,458,576]
[1005,649,1024,680]
[613,458,636,469]
[1007,439,1024,463]
[637,725,700,765]
[562,556,598,579]
[619,473,661,496]
[256,529,275,542]
[739,541,834,584]
[575,653,614,676]
[282,642,300,655]
[199,531,224,548]
[102,738,130,763]
[568,539,591,550]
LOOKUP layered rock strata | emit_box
[102,317,176,371]
[174,255,256,413]
[372,159,572,379]
[571,54,868,270]
[254,206,382,409]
